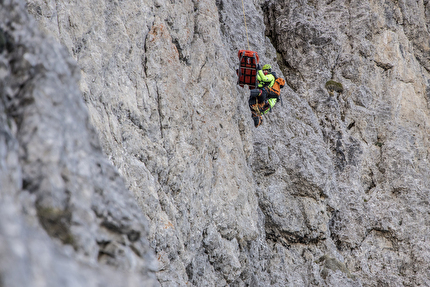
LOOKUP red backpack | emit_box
[237,50,259,89]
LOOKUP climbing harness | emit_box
[251,98,261,115]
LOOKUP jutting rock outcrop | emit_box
[1,0,430,286]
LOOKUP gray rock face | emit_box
[0,1,157,286]
[263,0,430,285]
[1,0,430,286]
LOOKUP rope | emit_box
[241,0,250,50]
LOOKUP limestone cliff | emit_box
[1,0,430,286]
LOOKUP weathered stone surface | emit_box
[23,0,266,285]
[1,0,430,286]
[0,0,158,286]
[264,0,430,285]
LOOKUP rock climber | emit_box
[249,64,285,127]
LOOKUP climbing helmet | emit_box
[262,64,272,71]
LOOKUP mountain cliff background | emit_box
[1,0,430,286]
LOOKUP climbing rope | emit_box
[241,0,250,50]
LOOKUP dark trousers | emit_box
[249,89,266,106]
[249,88,270,113]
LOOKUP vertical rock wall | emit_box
[1,1,158,286]
[23,0,271,285]
[262,0,430,285]
[1,0,430,286]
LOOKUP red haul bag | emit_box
[237,50,259,89]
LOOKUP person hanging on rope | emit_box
[249,64,285,127]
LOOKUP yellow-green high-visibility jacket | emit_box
[257,70,275,88]
[262,98,277,114]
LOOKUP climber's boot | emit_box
[251,111,263,128]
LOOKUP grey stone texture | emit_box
[0,0,158,286]
[1,0,430,286]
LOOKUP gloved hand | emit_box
[256,64,261,70]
